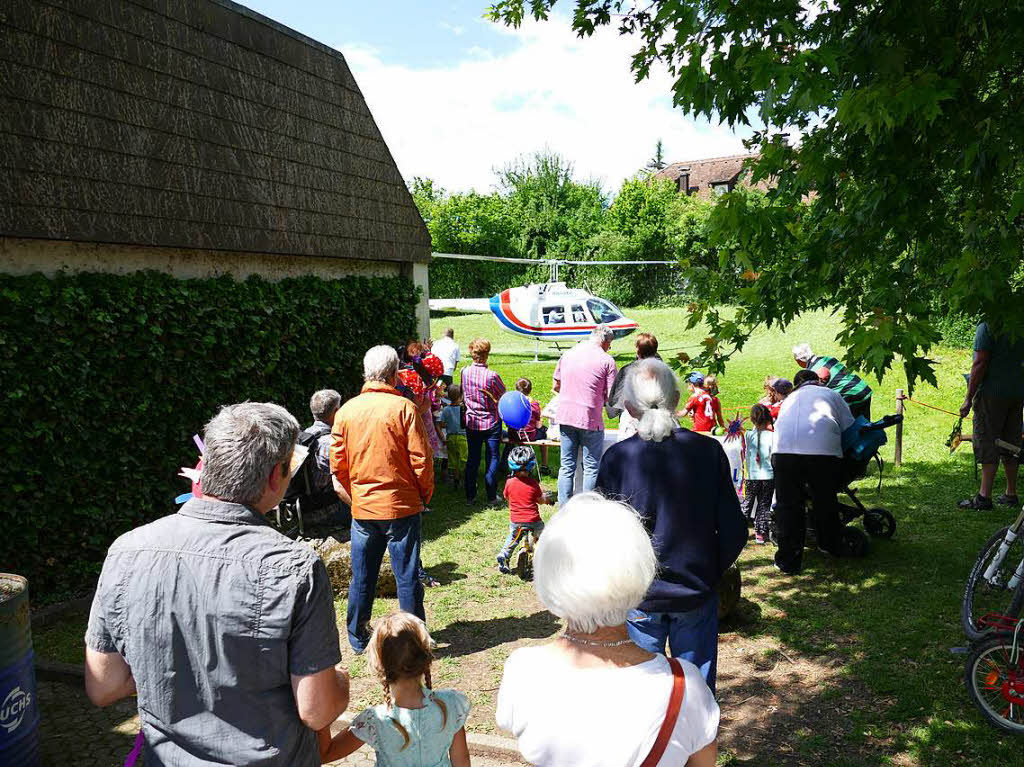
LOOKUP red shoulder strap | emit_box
[639,657,686,767]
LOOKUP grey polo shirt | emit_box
[86,498,341,766]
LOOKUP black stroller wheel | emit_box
[863,507,896,539]
[840,527,870,557]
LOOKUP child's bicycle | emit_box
[513,528,538,581]
[962,439,1024,641]
[965,613,1024,733]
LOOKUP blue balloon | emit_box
[499,391,532,430]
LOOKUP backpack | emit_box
[283,425,337,511]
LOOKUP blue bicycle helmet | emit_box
[508,445,536,474]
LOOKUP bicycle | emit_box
[513,527,538,581]
[965,613,1024,733]
[961,439,1024,641]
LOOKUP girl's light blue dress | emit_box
[744,429,775,480]
[349,688,471,767]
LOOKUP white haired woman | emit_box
[496,493,719,766]
[595,359,747,691]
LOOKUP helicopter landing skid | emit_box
[530,339,565,362]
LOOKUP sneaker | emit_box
[496,554,511,574]
[755,534,767,545]
[996,494,1021,507]
[959,494,994,510]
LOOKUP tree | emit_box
[489,0,1024,390]
[498,150,606,262]
[587,177,679,305]
[645,138,666,172]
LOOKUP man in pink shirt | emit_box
[552,324,617,505]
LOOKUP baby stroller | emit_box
[770,414,902,555]
[836,414,903,540]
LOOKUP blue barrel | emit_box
[0,574,39,766]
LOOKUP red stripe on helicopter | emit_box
[498,290,638,334]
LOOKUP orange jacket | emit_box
[330,381,434,520]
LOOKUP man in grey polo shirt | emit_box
[84,402,349,765]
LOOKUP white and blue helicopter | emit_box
[427,253,676,357]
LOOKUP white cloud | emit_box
[439,21,465,36]
[339,15,748,194]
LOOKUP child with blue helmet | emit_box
[497,446,553,574]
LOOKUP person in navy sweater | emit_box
[596,359,747,691]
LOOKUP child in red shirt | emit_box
[678,372,725,432]
[497,446,553,574]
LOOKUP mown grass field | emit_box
[35,306,1024,766]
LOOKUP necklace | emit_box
[561,631,634,648]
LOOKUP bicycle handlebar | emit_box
[858,414,904,433]
[996,438,1023,458]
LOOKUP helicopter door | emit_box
[570,304,588,324]
[542,304,566,326]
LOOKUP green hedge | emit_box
[0,270,418,599]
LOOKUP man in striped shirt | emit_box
[792,343,873,420]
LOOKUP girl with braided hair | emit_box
[742,404,776,544]
[318,612,471,766]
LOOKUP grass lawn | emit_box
[34,306,1024,765]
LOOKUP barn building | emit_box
[0,0,432,335]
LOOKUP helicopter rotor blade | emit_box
[431,252,677,266]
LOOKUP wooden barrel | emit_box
[0,574,40,766]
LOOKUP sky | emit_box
[237,0,751,195]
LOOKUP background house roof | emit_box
[653,153,767,196]
[0,0,431,263]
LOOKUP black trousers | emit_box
[773,453,844,573]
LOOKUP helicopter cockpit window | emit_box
[542,305,566,325]
[587,298,623,324]
[571,304,587,323]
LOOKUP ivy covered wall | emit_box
[0,270,418,598]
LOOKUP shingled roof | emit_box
[0,0,430,263]
[653,153,769,198]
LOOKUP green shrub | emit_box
[0,271,417,599]
[936,312,979,349]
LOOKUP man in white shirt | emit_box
[431,328,461,386]
[772,369,856,574]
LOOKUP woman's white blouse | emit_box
[496,648,719,767]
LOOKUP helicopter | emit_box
[428,253,676,354]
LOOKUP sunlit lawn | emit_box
[34,306,1024,765]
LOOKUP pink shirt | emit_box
[553,341,617,431]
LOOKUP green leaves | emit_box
[0,271,417,597]
[489,0,1024,392]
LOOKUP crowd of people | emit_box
[84,319,1024,767]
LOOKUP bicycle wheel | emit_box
[965,634,1024,734]
[962,526,1024,641]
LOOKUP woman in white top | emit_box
[772,368,855,574]
[496,492,719,767]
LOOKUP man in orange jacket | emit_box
[331,345,434,652]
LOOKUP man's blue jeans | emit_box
[627,593,720,691]
[465,424,502,502]
[557,425,605,506]
[347,515,424,653]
